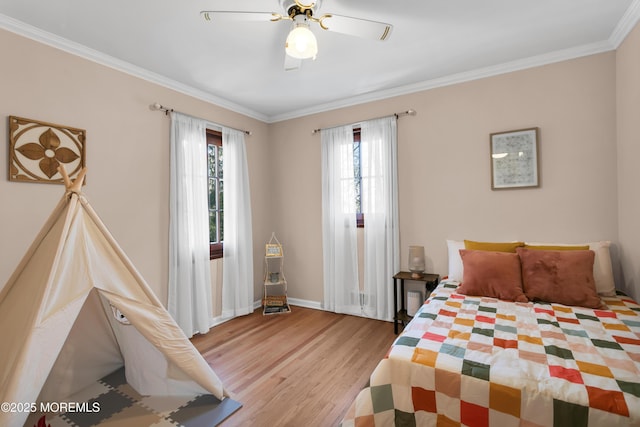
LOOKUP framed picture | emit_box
[490,127,539,189]
[9,116,86,184]
[265,243,283,257]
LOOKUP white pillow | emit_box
[447,240,465,281]
[524,241,616,296]
[588,241,616,296]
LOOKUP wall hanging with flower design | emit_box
[8,116,86,184]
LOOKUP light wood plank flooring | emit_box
[190,306,397,427]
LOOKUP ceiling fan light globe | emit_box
[285,26,318,59]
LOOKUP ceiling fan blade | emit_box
[317,14,392,41]
[200,11,284,23]
[284,54,302,72]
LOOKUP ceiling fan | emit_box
[201,0,393,71]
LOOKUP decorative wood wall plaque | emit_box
[9,116,86,184]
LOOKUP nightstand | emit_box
[393,271,439,334]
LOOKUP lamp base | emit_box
[410,270,424,279]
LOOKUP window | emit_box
[207,129,223,259]
[353,127,364,227]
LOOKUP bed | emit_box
[340,241,640,426]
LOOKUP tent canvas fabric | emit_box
[0,188,229,427]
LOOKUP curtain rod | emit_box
[150,102,252,136]
[311,109,417,135]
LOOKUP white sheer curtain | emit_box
[361,116,399,321]
[321,117,399,321]
[168,112,212,338]
[321,126,361,316]
[221,127,254,319]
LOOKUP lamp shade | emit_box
[408,246,425,278]
[285,19,317,60]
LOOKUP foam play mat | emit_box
[25,368,242,427]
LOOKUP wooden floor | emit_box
[190,306,397,427]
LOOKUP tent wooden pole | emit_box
[58,165,87,194]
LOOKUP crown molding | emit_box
[269,0,640,122]
[609,0,640,48]
[267,40,615,123]
[2,6,638,125]
[0,13,270,123]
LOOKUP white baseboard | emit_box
[252,297,323,310]
[213,298,392,324]
[287,297,322,310]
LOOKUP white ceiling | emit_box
[1,0,639,123]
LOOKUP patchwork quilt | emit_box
[341,280,640,427]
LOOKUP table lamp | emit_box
[408,245,426,278]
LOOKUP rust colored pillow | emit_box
[516,248,603,309]
[458,249,528,302]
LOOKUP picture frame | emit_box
[8,116,86,184]
[265,243,283,257]
[490,127,539,190]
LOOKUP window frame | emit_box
[207,129,224,259]
[353,127,364,228]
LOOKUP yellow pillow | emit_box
[464,240,524,253]
[524,244,589,251]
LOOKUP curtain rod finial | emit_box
[150,102,173,115]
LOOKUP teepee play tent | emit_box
[0,168,234,427]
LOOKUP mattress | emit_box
[341,280,640,426]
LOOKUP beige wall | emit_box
[1,23,635,311]
[270,52,619,304]
[616,22,640,300]
[0,29,271,308]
